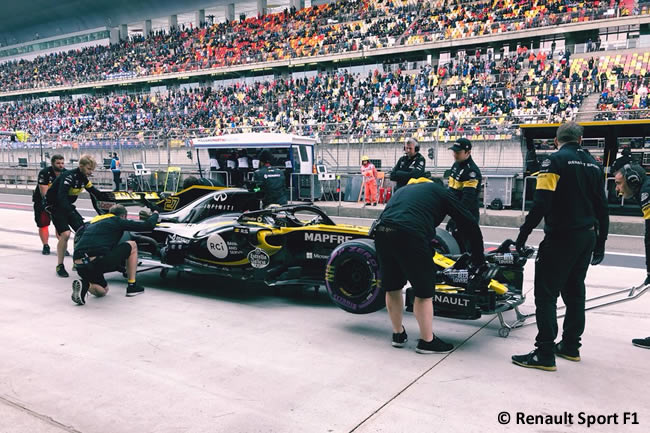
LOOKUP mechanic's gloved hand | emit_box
[139,209,152,220]
[590,238,606,266]
[515,232,527,255]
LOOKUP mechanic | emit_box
[46,155,105,278]
[33,154,65,255]
[373,179,485,354]
[360,155,378,206]
[182,175,224,189]
[71,204,159,305]
[253,150,288,207]
[512,121,609,371]
[448,138,482,219]
[611,145,633,173]
[389,137,426,191]
[447,138,483,253]
[110,152,121,191]
[612,164,650,349]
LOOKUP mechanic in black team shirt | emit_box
[447,137,482,253]
[512,121,609,371]
[389,137,426,191]
[33,154,65,255]
[253,150,288,207]
[71,204,159,305]
[612,164,650,349]
[46,155,105,278]
[373,179,485,354]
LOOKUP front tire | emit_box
[325,239,385,314]
[434,227,461,255]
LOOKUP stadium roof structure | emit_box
[0,0,263,46]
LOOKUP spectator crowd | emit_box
[0,0,641,93]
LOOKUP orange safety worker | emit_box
[361,155,378,206]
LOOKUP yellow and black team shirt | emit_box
[46,167,102,213]
[637,179,650,272]
[448,156,482,218]
[520,143,609,241]
[32,166,58,203]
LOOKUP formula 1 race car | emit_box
[134,202,531,336]
[92,183,261,216]
[137,204,371,287]
[93,187,261,223]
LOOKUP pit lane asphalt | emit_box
[1,194,649,433]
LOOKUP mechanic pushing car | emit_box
[372,179,485,354]
[612,163,650,349]
[46,155,106,278]
[389,137,426,191]
[253,150,288,207]
[512,121,609,371]
[447,137,482,253]
[33,154,65,255]
[71,204,159,305]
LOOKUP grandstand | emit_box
[2,0,650,191]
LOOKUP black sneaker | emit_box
[126,283,145,297]
[372,203,377,206]
[555,341,581,362]
[415,336,454,354]
[391,327,408,348]
[65,250,71,257]
[512,350,556,371]
[71,279,89,305]
[42,244,50,255]
[632,337,650,349]
[56,264,69,278]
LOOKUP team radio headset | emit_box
[622,164,642,193]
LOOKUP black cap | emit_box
[449,138,472,152]
[259,150,273,164]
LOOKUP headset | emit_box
[405,137,420,152]
[622,164,642,192]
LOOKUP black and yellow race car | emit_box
[138,204,370,286]
[134,196,531,336]
[94,184,255,215]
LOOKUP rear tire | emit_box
[325,239,385,314]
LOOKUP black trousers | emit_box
[374,226,436,299]
[534,229,596,355]
[446,212,480,254]
[112,171,121,191]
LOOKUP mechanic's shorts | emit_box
[374,225,435,299]
[33,202,51,228]
[75,243,132,288]
[52,208,84,235]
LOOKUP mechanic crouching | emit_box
[71,204,159,305]
[373,179,485,354]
